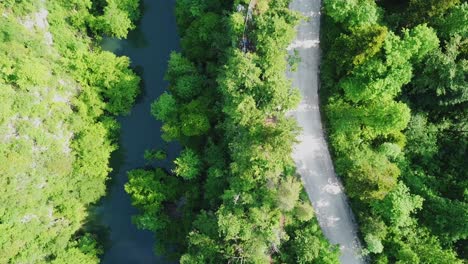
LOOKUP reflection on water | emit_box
[101,19,149,53]
[101,37,122,53]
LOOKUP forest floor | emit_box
[288,0,366,263]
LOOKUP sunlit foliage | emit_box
[0,0,139,262]
[322,0,466,262]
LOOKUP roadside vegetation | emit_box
[125,0,340,263]
[0,0,139,262]
[322,0,466,262]
[3,0,465,263]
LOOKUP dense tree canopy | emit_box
[126,0,339,263]
[323,0,466,262]
[0,0,139,262]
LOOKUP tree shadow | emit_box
[132,65,147,105]
[125,2,150,49]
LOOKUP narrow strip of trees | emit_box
[126,0,340,263]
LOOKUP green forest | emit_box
[0,0,139,262]
[126,0,339,263]
[1,0,466,263]
[322,0,466,262]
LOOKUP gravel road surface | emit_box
[288,1,366,263]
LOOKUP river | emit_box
[96,1,179,263]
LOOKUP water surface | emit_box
[97,1,179,263]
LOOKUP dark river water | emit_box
[96,0,179,263]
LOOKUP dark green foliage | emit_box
[401,0,468,253]
[292,224,333,263]
[279,220,340,264]
[144,149,167,161]
[407,36,467,110]
[165,52,205,100]
[151,53,212,142]
[435,3,468,39]
[181,12,228,62]
[406,0,460,26]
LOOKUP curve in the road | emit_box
[288,0,366,263]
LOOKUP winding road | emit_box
[288,0,366,263]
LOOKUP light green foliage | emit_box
[294,201,315,222]
[340,25,438,103]
[277,177,302,212]
[372,183,423,228]
[174,148,202,180]
[113,0,140,21]
[126,169,168,211]
[324,25,438,208]
[217,208,243,240]
[153,96,211,141]
[323,0,381,27]
[219,51,264,126]
[125,168,179,232]
[391,227,463,264]
[324,3,435,197]
[361,216,388,254]
[227,12,245,40]
[364,234,383,254]
[99,2,133,37]
[328,99,411,138]
[0,0,139,262]
[73,51,140,115]
[89,0,140,38]
[378,143,402,161]
[72,123,115,204]
[404,24,440,62]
